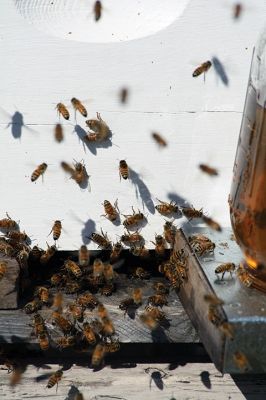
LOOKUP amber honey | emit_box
[229,81,266,291]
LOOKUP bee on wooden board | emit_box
[208,305,224,327]
[9,367,23,387]
[30,245,43,261]
[91,343,105,367]
[121,230,144,246]
[31,163,47,182]
[0,261,7,281]
[152,132,167,148]
[85,112,110,142]
[52,292,64,312]
[78,245,90,267]
[32,314,46,337]
[119,87,129,104]
[233,3,243,19]
[119,160,129,180]
[123,207,145,228]
[145,305,167,322]
[56,336,75,349]
[0,213,18,230]
[77,293,98,309]
[102,199,119,222]
[192,61,212,78]
[40,242,56,264]
[93,1,102,22]
[6,230,28,242]
[56,103,69,120]
[51,312,73,334]
[132,288,143,305]
[153,282,169,295]
[148,294,168,307]
[24,299,42,314]
[35,286,50,305]
[93,258,104,278]
[199,164,218,176]
[65,259,82,279]
[50,273,66,287]
[54,123,64,143]
[103,263,115,283]
[49,220,62,242]
[101,283,115,296]
[83,322,96,345]
[71,98,87,117]
[233,351,250,372]
[97,303,109,320]
[189,235,215,256]
[101,316,115,336]
[219,321,234,340]
[167,270,183,291]
[38,333,49,351]
[104,340,120,353]
[215,263,236,280]
[181,206,203,220]
[110,241,123,262]
[202,215,222,232]
[119,297,135,314]
[90,229,112,250]
[17,248,29,272]
[151,234,167,257]
[130,245,149,258]
[65,281,82,294]
[73,160,89,186]
[163,220,176,246]
[170,248,187,267]
[237,267,252,288]
[47,370,63,390]
[0,240,15,257]
[155,199,179,216]
[68,303,84,322]
[132,266,150,279]
[139,312,159,331]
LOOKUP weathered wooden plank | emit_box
[0,256,19,309]
[0,362,264,400]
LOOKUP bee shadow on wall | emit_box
[130,169,155,214]
[211,56,229,86]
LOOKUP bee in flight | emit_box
[233,3,243,19]
[93,1,102,22]
[71,98,87,117]
[119,160,129,180]
[49,220,62,242]
[199,164,218,176]
[192,61,212,78]
[56,103,69,120]
[202,215,222,232]
[119,87,129,104]
[31,163,47,182]
[152,132,167,148]
[54,123,64,143]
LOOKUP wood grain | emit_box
[0,256,19,309]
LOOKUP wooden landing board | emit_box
[0,257,19,309]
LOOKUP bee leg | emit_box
[221,272,225,280]
[230,271,233,279]
[114,199,120,213]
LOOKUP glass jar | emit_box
[229,29,266,292]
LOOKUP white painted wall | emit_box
[0,0,265,249]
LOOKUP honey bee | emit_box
[202,215,222,232]
[54,123,64,143]
[47,370,63,389]
[170,248,187,267]
[50,273,66,287]
[74,393,84,400]
[192,61,212,77]
[24,300,42,314]
[130,245,149,258]
[207,305,224,327]
[163,221,176,246]
[101,283,115,296]
[151,234,166,257]
[65,281,82,294]
[155,199,179,216]
[65,260,82,279]
[119,160,129,180]
[71,98,87,117]
[40,242,56,264]
[6,230,28,242]
[103,263,115,283]
[199,164,218,176]
[237,268,252,288]
[52,292,64,312]
[153,282,169,295]
[85,112,110,142]
[61,161,76,176]
[93,258,104,278]
[73,160,89,186]
[145,305,167,322]
[215,263,236,280]
[77,293,98,309]
[139,312,158,330]
[219,322,234,340]
[167,270,183,291]
[52,312,73,334]
[189,236,215,256]
[121,230,144,246]
[148,294,168,307]
[110,241,123,262]
[35,286,50,305]
[93,1,102,21]
[32,313,46,336]
[31,163,47,182]
[90,229,112,250]
[233,3,242,19]
[68,303,84,322]
[97,303,108,319]
[30,245,43,261]
[132,267,150,279]
[10,367,23,387]
[104,340,120,353]
[56,103,69,120]
[83,322,97,345]
[119,297,135,313]
[0,261,7,281]
[91,343,105,367]
[119,87,129,104]
[78,245,90,267]
[181,206,203,220]
[123,207,145,228]
[49,220,62,241]
[152,132,167,147]
[102,199,119,222]
[233,351,250,372]
[38,333,50,351]
[132,288,143,305]
[0,213,18,230]
[0,239,15,257]
[203,294,224,307]
[56,336,75,349]
[101,317,115,336]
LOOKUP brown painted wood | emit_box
[0,256,19,309]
